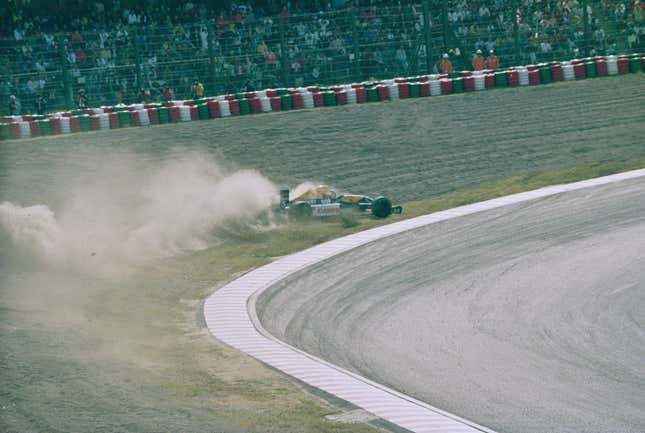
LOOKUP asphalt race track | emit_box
[257,176,645,433]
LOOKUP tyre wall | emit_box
[2,53,643,140]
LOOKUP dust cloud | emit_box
[0,152,278,276]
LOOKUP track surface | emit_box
[258,177,645,433]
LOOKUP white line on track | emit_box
[204,168,645,433]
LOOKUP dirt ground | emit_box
[1,74,644,433]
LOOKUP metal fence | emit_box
[1,0,642,114]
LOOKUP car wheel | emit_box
[371,196,393,218]
[288,202,312,220]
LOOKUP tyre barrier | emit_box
[397,82,409,98]
[79,114,91,131]
[158,106,170,123]
[562,62,575,81]
[463,75,475,92]
[528,68,541,85]
[229,99,240,115]
[148,108,159,125]
[30,121,41,137]
[19,121,31,138]
[292,93,304,109]
[495,70,508,87]
[452,77,464,93]
[2,53,642,140]
[38,119,51,135]
[376,85,389,100]
[301,90,315,108]
[220,100,232,117]
[506,69,519,86]
[595,58,607,76]
[429,80,441,96]
[260,97,272,113]
[138,109,151,126]
[118,110,132,127]
[60,116,71,133]
[0,123,10,140]
[617,56,629,74]
[70,116,81,133]
[346,87,357,104]
[629,55,642,73]
[322,91,336,106]
[388,83,400,100]
[190,106,199,121]
[270,96,282,111]
[440,78,453,94]
[240,98,253,115]
[336,91,348,105]
[179,105,191,122]
[607,56,619,75]
[409,82,420,97]
[518,67,529,86]
[366,86,379,102]
[109,112,119,129]
[419,82,430,96]
[551,62,564,81]
[281,94,293,110]
[198,103,210,120]
[573,62,586,79]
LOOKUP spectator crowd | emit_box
[1,0,642,114]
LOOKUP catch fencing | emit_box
[1,52,643,141]
[1,0,643,114]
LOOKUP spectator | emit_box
[451,48,465,71]
[395,45,409,71]
[485,49,499,69]
[8,94,20,115]
[34,93,47,114]
[190,79,204,99]
[138,87,151,103]
[264,48,277,68]
[162,85,174,101]
[439,53,453,73]
[472,49,485,70]
[77,89,88,108]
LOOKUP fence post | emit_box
[279,15,289,87]
[424,0,433,73]
[208,25,218,94]
[352,7,361,81]
[441,0,449,52]
[59,37,73,108]
[513,2,521,64]
[582,0,591,56]
[134,29,143,91]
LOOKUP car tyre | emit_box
[288,202,312,220]
[371,196,393,218]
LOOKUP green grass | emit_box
[202,158,645,270]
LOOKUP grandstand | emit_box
[1,0,643,114]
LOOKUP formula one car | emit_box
[279,185,402,219]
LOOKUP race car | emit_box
[279,185,402,219]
